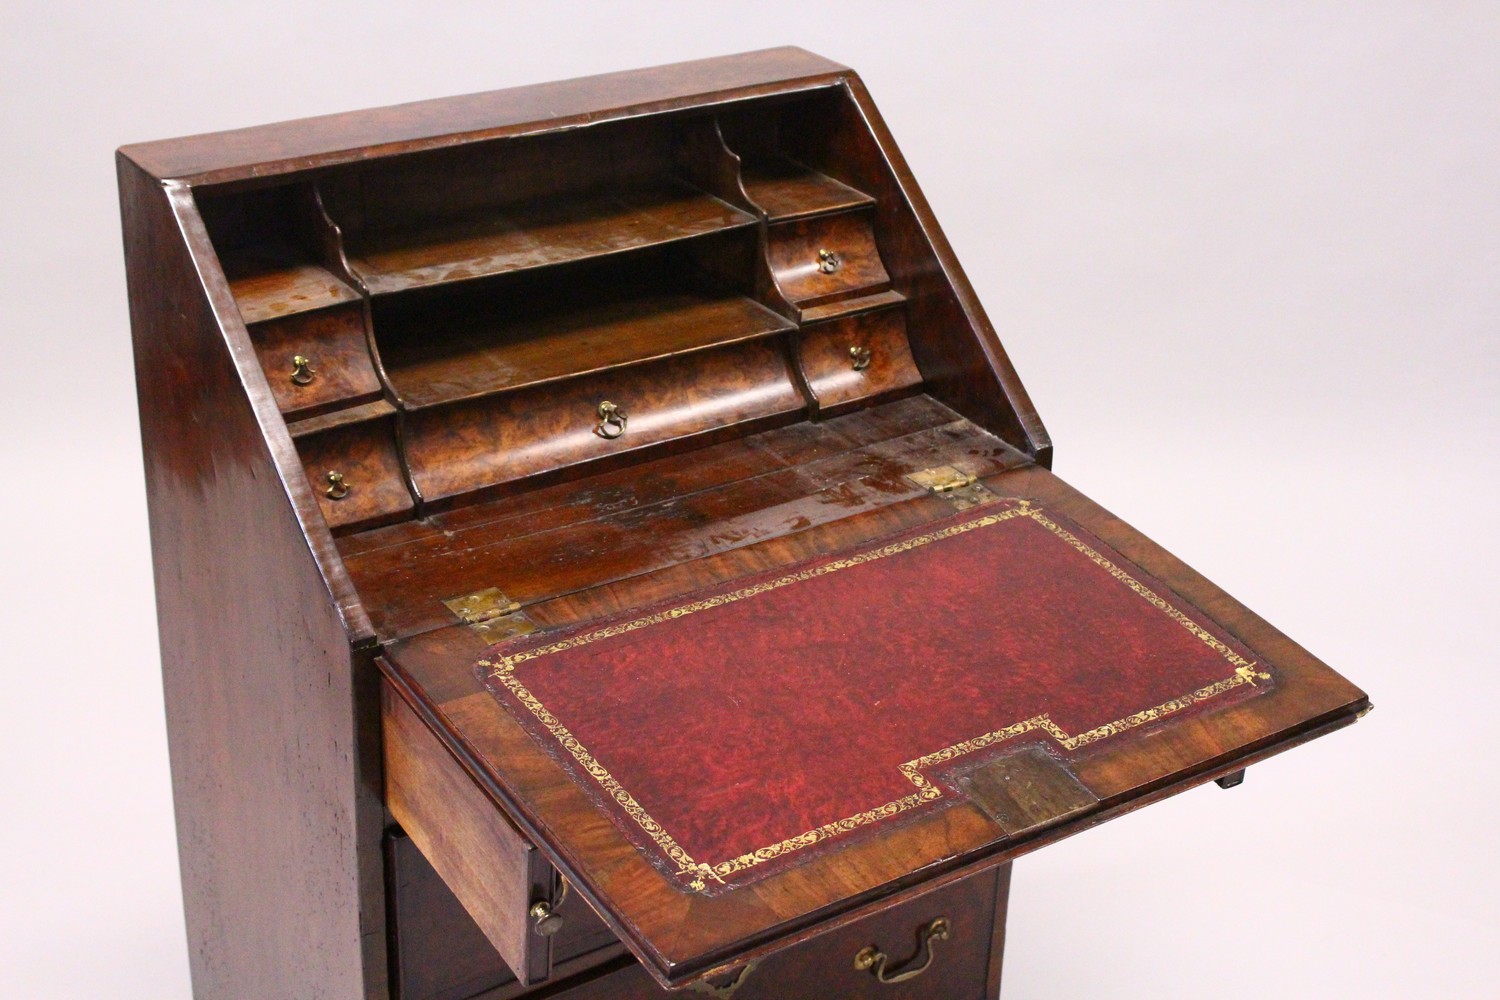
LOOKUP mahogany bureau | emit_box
[118,48,1370,1000]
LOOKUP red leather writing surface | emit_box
[479,499,1270,891]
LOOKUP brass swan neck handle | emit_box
[853,916,951,985]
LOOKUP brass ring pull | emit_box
[291,355,317,386]
[817,248,842,274]
[849,345,872,371]
[687,960,760,998]
[596,400,627,439]
[853,917,950,985]
[324,470,349,500]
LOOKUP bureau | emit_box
[118,48,1369,999]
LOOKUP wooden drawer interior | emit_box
[383,677,555,987]
[388,830,622,1000]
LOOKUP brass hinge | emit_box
[442,587,537,642]
[905,465,998,511]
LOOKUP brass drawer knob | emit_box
[853,916,950,985]
[817,248,842,274]
[596,400,627,440]
[849,345,872,371]
[528,900,564,937]
[324,470,349,500]
[291,355,317,386]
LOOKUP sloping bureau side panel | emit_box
[119,157,387,1000]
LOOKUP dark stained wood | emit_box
[119,48,850,185]
[119,161,386,999]
[384,680,549,985]
[377,283,794,408]
[337,393,970,560]
[460,868,1005,1000]
[121,49,1366,1000]
[776,86,1051,463]
[224,245,362,323]
[799,286,905,324]
[388,830,625,1000]
[349,182,756,295]
[985,863,1013,999]
[248,301,383,418]
[292,411,416,533]
[402,338,805,510]
[766,209,892,308]
[739,156,875,222]
[796,306,923,413]
[347,398,1029,639]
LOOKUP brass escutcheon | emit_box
[324,470,349,500]
[291,355,317,386]
[853,916,950,985]
[596,400,627,439]
[849,345,872,371]
[817,248,842,274]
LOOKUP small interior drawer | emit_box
[248,301,382,419]
[290,403,415,532]
[767,209,891,308]
[797,307,922,413]
[403,337,804,509]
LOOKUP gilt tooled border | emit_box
[480,501,1270,892]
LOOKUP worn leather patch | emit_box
[959,747,1099,837]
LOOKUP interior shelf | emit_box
[346,181,758,295]
[378,285,796,409]
[740,157,874,222]
[800,288,906,325]
[223,244,361,325]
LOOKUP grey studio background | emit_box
[1,3,1494,998]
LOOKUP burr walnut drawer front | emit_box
[289,404,414,534]
[797,306,923,414]
[766,209,891,308]
[402,337,804,509]
[245,301,382,419]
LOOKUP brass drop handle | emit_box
[324,470,349,500]
[849,345,872,371]
[291,355,317,386]
[529,877,569,937]
[596,400,627,440]
[817,248,842,274]
[853,916,950,985]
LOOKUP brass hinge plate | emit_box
[442,587,537,642]
[905,465,999,511]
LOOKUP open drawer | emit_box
[377,440,1368,990]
